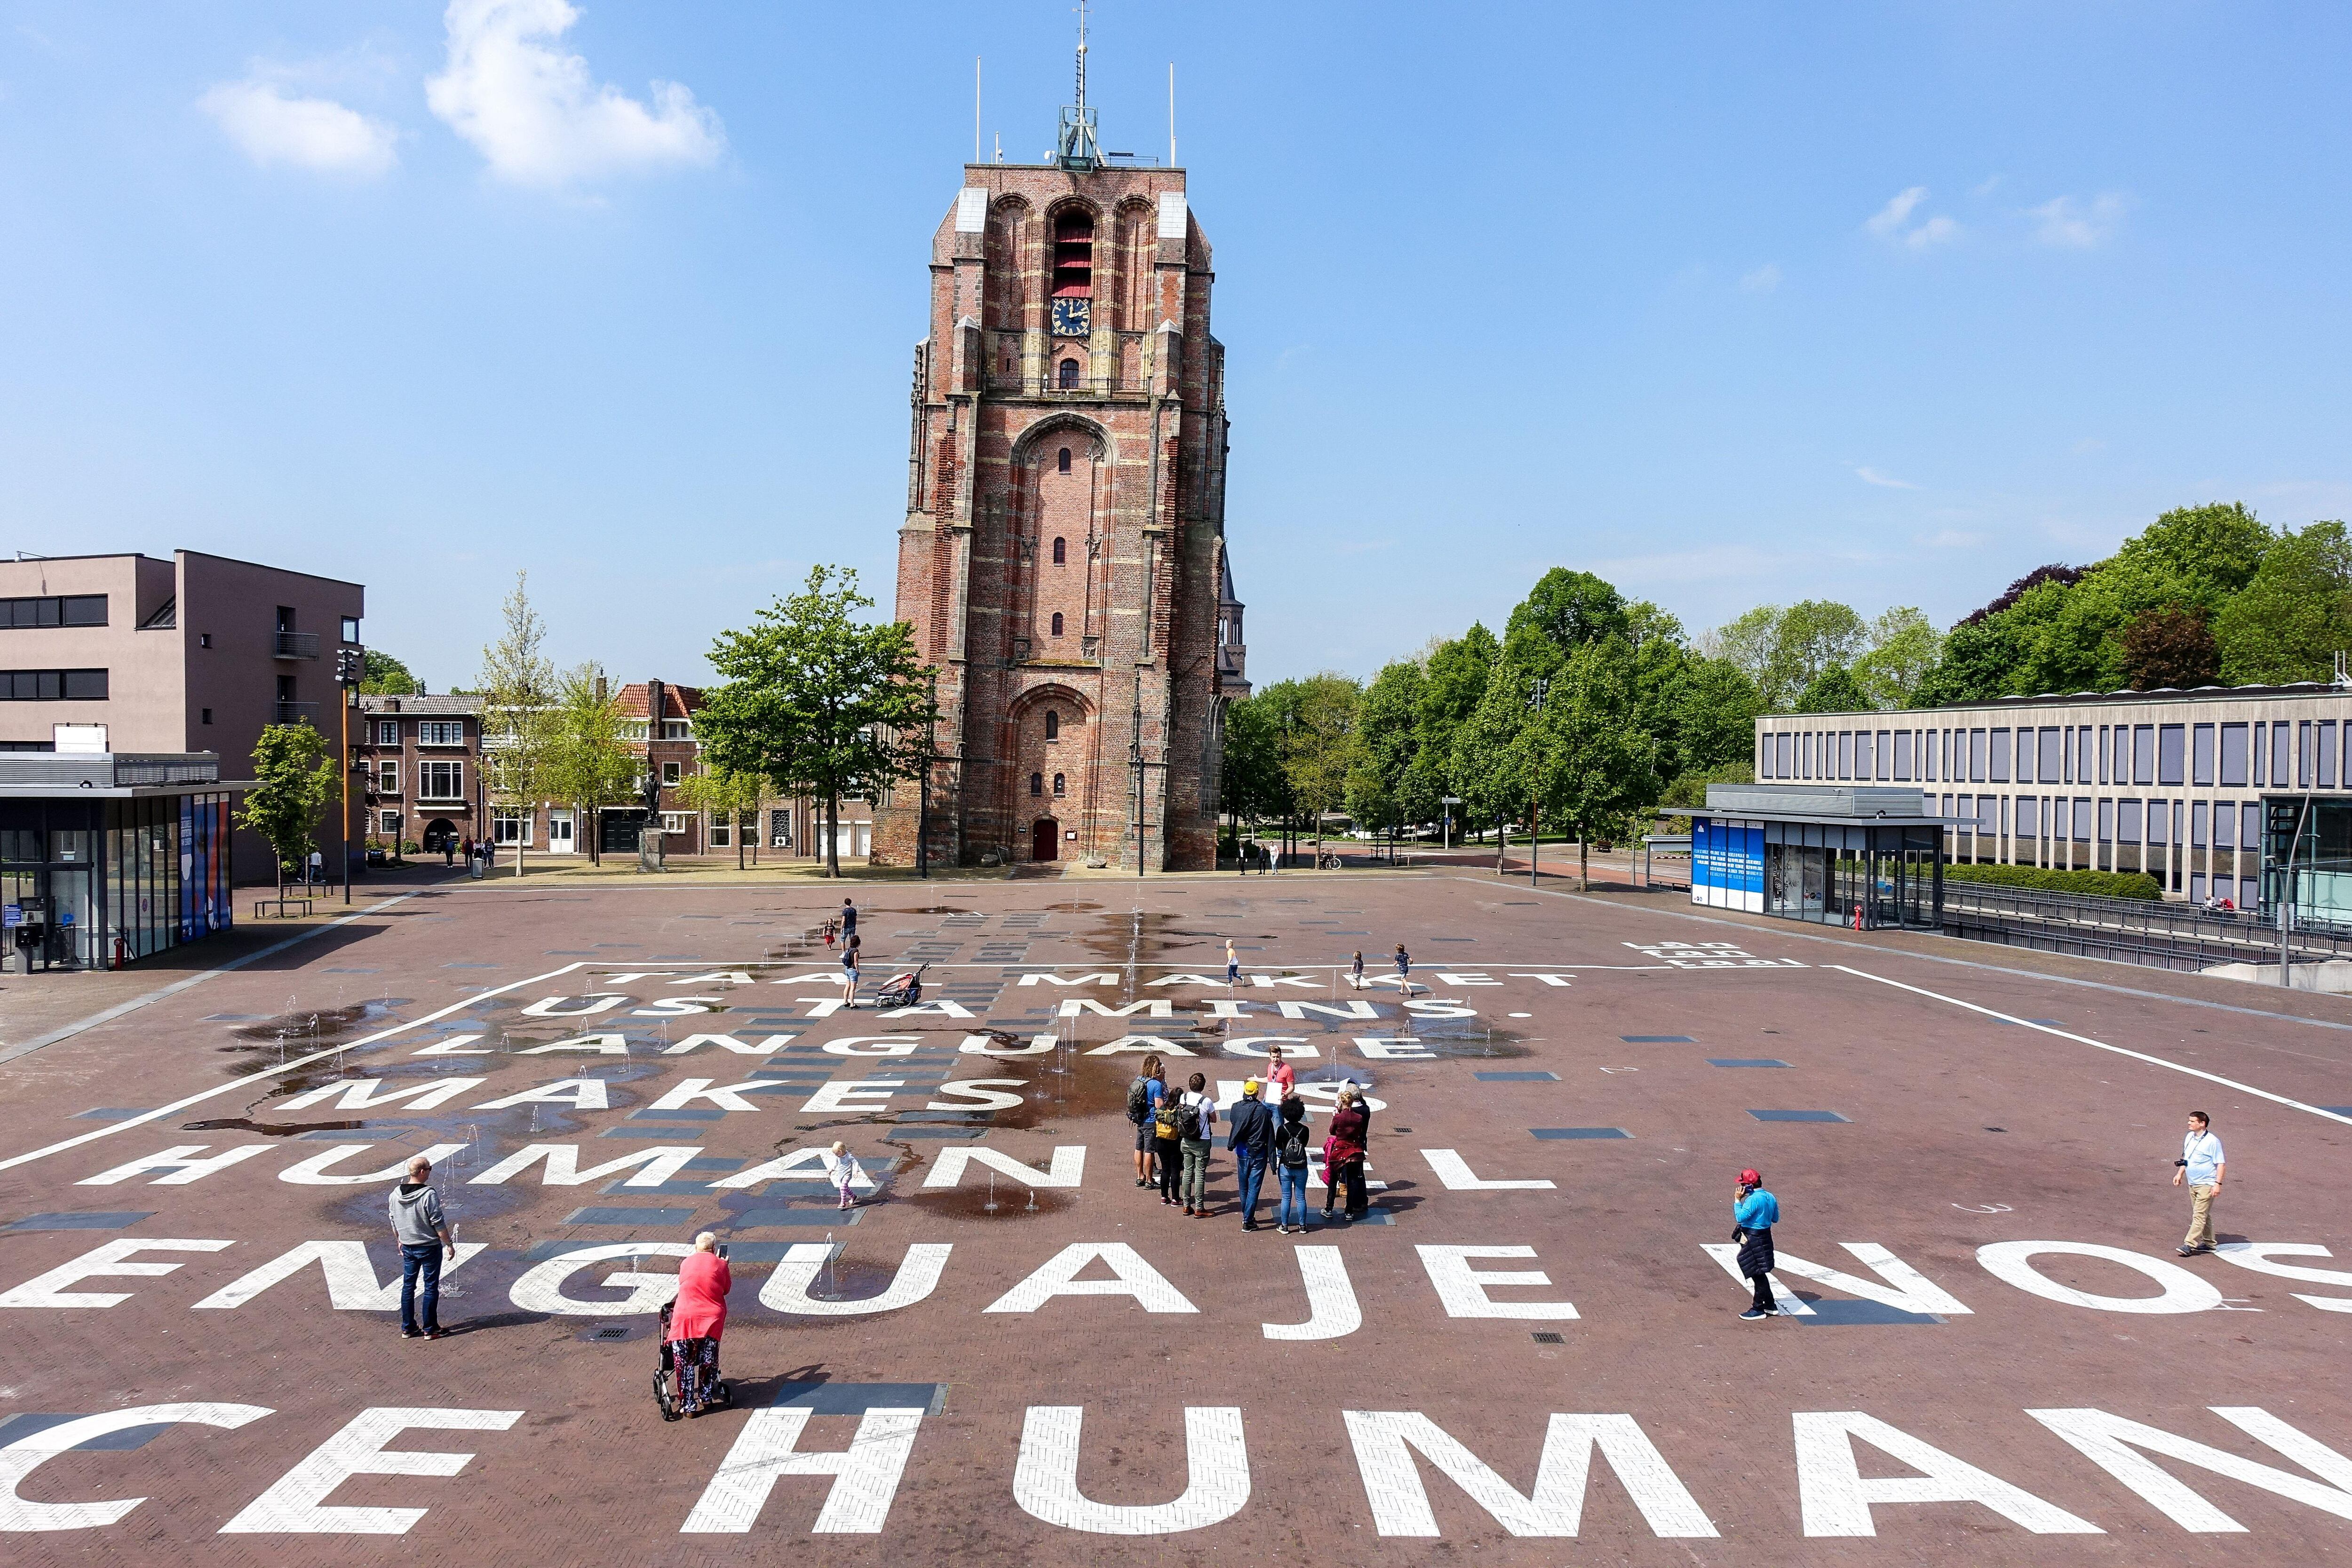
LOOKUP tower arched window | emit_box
[1057,447,1072,474]
[1057,358,1080,389]
[1045,710,1060,740]
[1053,772,1066,796]
[1051,612,1065,638]
[1053,536,1066,564]
[1030,771,1043,797]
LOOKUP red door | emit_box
[1033,819,1060,861]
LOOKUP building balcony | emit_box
[273,701,318,725]
[273,632,320,660]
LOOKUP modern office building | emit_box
[0,750,236,970]
[1754,683,2352,918]
[0,551,363,884]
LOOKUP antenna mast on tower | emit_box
[1055,0,1104,171]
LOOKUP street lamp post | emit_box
[335,643,362,905]
[1442,795,1461,853]
[1528,676,1547,888]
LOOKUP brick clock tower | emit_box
[877,48,1247,872]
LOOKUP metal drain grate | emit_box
[590,1325,630,1341]
[1530,1331,1564,1345]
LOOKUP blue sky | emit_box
[4,2,2348,689]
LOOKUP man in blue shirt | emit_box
[1733,1168,1781,1319]
[2173,1110,2226,1256]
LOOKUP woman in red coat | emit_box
[1322,1085,1371,1222]
[668,1232,732,1416]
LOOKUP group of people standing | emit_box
[1126,1046,1372,1230]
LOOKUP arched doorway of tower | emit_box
[1033,818,1060,862]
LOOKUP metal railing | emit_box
[272,631,319,659]
[1939,879,2352,971]
[272,701,318,725]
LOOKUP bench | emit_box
[252,896,315,919]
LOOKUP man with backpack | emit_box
[1177,1071,1219,1217]
[1128,1055,1167,1188]
[1227,1077,1278,1230]
[1272,1097,1314,1234]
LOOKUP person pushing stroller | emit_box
[659,1232,734,1419]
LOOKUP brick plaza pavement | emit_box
[1,871,2349,1565]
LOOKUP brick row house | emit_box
[353,681,873,864]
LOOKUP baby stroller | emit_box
[874,962,927,1009]
[653,1299,732,1421]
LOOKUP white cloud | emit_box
[1738,263,1781,293]
[1853,466,1920,490]
[198,78,398,175]
[1864,186,1958,249]
[426,0,724,186]
[2030,192,2129,248]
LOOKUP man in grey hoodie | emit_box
[389,1153,456,1339]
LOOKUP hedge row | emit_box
[1941,861,2165,901]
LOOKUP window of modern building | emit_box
[1045,710,1059,740]
[2192,723,2214,785]
[2158,724,2184,786]
[1775,733,1793,778]
[2220,722,2249,786]
[2074,727,2092,784]
[1892,731,1911,780]
[418,761,462,800]
[2038,726,2064,784]
[2072,797,2091,842]
[2253,721,2267,786]
[2098,799,2114,843]
[1990,728,2011,783]
[2017,796,2039,839]
[1966,729,1985,783]
[2118,799,2142,844]
[2241,801,2262,850]
[2191,801,2207,847]
[2149,799,2169,846]
[1050,611,1065,637]
[0,669,107,700]
[2298,720,2314,788]
[2272,722,2292,788]
[0,595,107,627]
[1052,772,1066,795]
[2132,724,2154,785]
[1057,447,1072,474]
[418,721,463,747]
[1979,796,1999,836]
[1053,536,1067,564]
[2323,721,2339,788]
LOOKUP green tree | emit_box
[1794,663,1868,713]
[695,566,935,877]
[2113,501,2271,608]
[359,649,418,696]
[673,766,766,871]
[240,722,337,898]
[1218,693,1287,841]
[1705,601,1867,710]
[1502,569,1629,675]
[2215,520,2352,685]
[478,571,560,879]
[1417,622,1497,834]
[1279,672,1364,864]
[1347,659,1434,856]
[1854,607,1942,708]
[1673,657,1764,776]
[545,663,639,865]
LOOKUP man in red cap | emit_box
[1733,1169,1780,1319]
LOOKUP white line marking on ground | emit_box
[0,962,588,1175]
[1828,964,2352,1127]
[0,891,434,1068]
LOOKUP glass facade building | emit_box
[1693,785,1947,931]
[1,754,234,970]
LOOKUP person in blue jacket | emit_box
[1733,1168,1781,1320]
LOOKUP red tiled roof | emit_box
[613,681,704,720]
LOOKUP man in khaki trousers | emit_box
[2173,1110,2226,1256]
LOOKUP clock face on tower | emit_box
[1051,297,1091,338]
